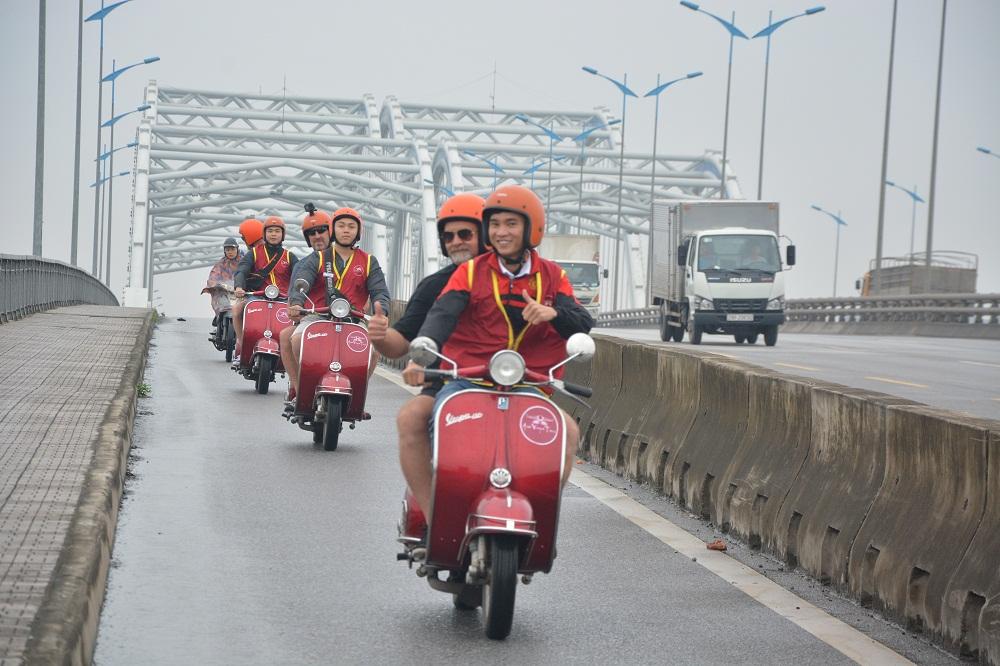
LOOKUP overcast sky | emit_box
[2,0,998,315]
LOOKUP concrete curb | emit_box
[22,310,155,665]
[782,320,1000,340]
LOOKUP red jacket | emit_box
[251,244,293,292]
[419,250,594,378]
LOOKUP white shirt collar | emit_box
[497,252,531,279]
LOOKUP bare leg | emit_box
[290,329,303,394]
[368,349,379,379]
[561,410,580,489]
[398,395,435,514]
[232,299,245,352]
[280,326,297,394]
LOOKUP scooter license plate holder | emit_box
[726,313,754,322]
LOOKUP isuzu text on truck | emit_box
[650,201,795,346]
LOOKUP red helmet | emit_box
[301,206,332,248]
[436,193,485,255]
[331,207,362,246]
[482,185,545,250]
[262,216,285,243]
[238,218,263,247]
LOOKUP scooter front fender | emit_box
[464,488,537,539]
[314,372,353,409]
[254,338,280,356]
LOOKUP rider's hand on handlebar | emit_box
[522,290,557,325]
[288,304,303,322]
[234,287,246,298]
[368,302,389,341]
[402,360,427,387]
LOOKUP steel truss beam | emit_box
[126,83,740,309]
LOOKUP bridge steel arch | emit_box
[125,82,737,309]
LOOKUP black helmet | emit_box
[223,237,239,249]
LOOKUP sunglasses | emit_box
[440,229,476,243]
[304,227,328,237]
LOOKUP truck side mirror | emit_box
[786,245,796,267]
[677,244,688,267]
[854,279,861,291]
[602,268,609,278]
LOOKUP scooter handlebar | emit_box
[245,289,288,299]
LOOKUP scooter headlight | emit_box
[330,298,351,319]
[264,284,280,300]
[489,350,526,387]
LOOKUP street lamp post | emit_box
[644,72,702,303]
[570,119,621,234]
[751,6,826,199]
[680,2,747,199]
[71,0,84,265]
[515,114,565,223]
[33,0,46,256]
[85,0,134,276]
[885,180,926,261]
[924,0,948,293]
[810,205,847,297]
[874,0,899,296]
[101,56,159,285]
[461,150,504,190]
[582,67,637,310]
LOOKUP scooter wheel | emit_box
[482,536,518,640]
[255,356,274,394]
[321,396,342,451]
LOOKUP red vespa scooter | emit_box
[397,333,595,640]
[233,284,291,394]
[285,281,372,451]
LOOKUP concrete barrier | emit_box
[566,336,626,460]
[939,426,1000,663]
[775,386,922,590]
[717,370,817,553]
[848,406,991,641]
[667,357,752,518]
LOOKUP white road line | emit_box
[961,360,1000,369]
[864,376,928,389]
[570,469,912,666]
[374,366,419,395]
[775,362,820,372]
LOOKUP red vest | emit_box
[252,245,293,292]
[316,247,372,310]
[441,251,573,378]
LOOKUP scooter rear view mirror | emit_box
[565,333,595,361]
[409,336,439,367]
[294,278,310,295]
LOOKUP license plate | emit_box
[726,314,754,322]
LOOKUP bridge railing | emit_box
[0,255,119,324]
[594,294,1000,329]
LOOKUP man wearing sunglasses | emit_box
[368,193,486,523]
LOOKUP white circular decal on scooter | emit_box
[346,330,368,353]
[519,405,559,446]
[275,307,290,325]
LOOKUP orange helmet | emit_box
[436,193,485,255]
[262,215,285,243]
[238,218,264,248]
[482,185,545,251]
[301,203,332,248]
[331,207,362,247]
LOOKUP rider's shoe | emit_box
[230,355,240,369]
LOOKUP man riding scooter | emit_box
[367,193,486,508]
[231,216,265,360]
[233,216,297,366]
[285,206,391,407]
[402,185,594,517]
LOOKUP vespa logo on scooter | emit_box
[519,405,560,446]
[444,411,484,427]
[345,330,368,353]
[306,331,328,341]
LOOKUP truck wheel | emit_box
[688,321,702,345]
[671,326,685,342]
[746,333,759,345]
[764,326,778,347]
[659,314,672,342]
[734,335,745,344]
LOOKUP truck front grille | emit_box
[715,299,767,312]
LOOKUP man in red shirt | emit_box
[403,185,593,515]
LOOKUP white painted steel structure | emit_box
[125,82,739,308]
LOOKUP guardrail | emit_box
[595,294,1000,329]
[1,255,119,324]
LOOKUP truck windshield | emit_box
[561,262,600,288]
[697,235,780,273]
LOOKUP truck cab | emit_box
[679,228,793,345]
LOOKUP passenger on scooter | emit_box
[368,193,485,507]
[403,185,594,515]
[286,206,391,403]
[233,216,297,365]
[232,216,265,353]
[202,237,242,330]
[280,204,333,401]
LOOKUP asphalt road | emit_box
[599,329,1000,421]
[95,318,955,664]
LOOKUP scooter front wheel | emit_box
[255,356,274,394]
[321,396,342,451]
[482,536,518,640]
